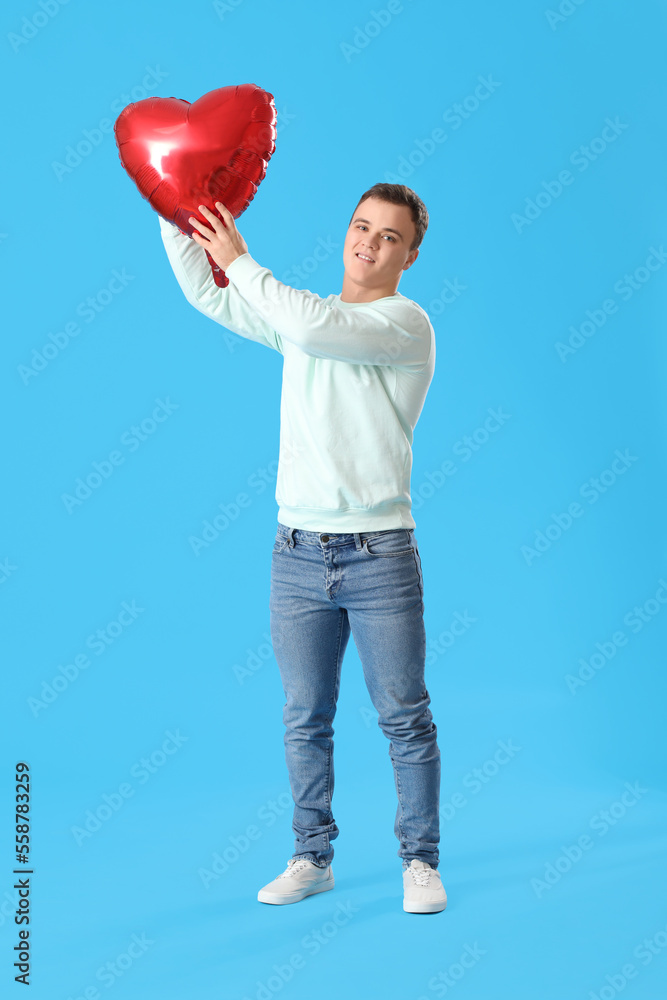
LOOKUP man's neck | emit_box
[339,274,400,303]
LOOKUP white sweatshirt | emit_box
[158,215,435,532]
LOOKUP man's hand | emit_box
[188,201,249,271]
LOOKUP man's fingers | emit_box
[197,204,219,226]
[215,201,235,226]
[188,217,213,242]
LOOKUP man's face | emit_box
[343,197,419,293]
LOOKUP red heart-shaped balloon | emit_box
[114,83,277,286]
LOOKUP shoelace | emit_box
[277,858,311,879]
[408,866,434,887]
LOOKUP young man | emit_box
[158,183,445,914]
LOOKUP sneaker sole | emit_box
[257,875,335,905]
[403,897,447,913]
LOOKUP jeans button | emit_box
[321,534,329,542]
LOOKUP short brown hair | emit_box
[349,182,428,252]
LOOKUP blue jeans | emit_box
[269,521,441,871]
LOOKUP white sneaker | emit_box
[403,859,447,913]
[257,857,335,905]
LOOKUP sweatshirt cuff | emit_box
[224,252,264,283]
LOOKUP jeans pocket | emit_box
[273,532,289,555]
[363,529,414,557]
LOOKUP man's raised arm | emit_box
[223,253,433,370]
[158,215,283,355]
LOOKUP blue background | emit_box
[2,0,666,997]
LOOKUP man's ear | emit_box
[403,248,419,271]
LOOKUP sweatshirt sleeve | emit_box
[224,252,433,370]
[158,215,283,354]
